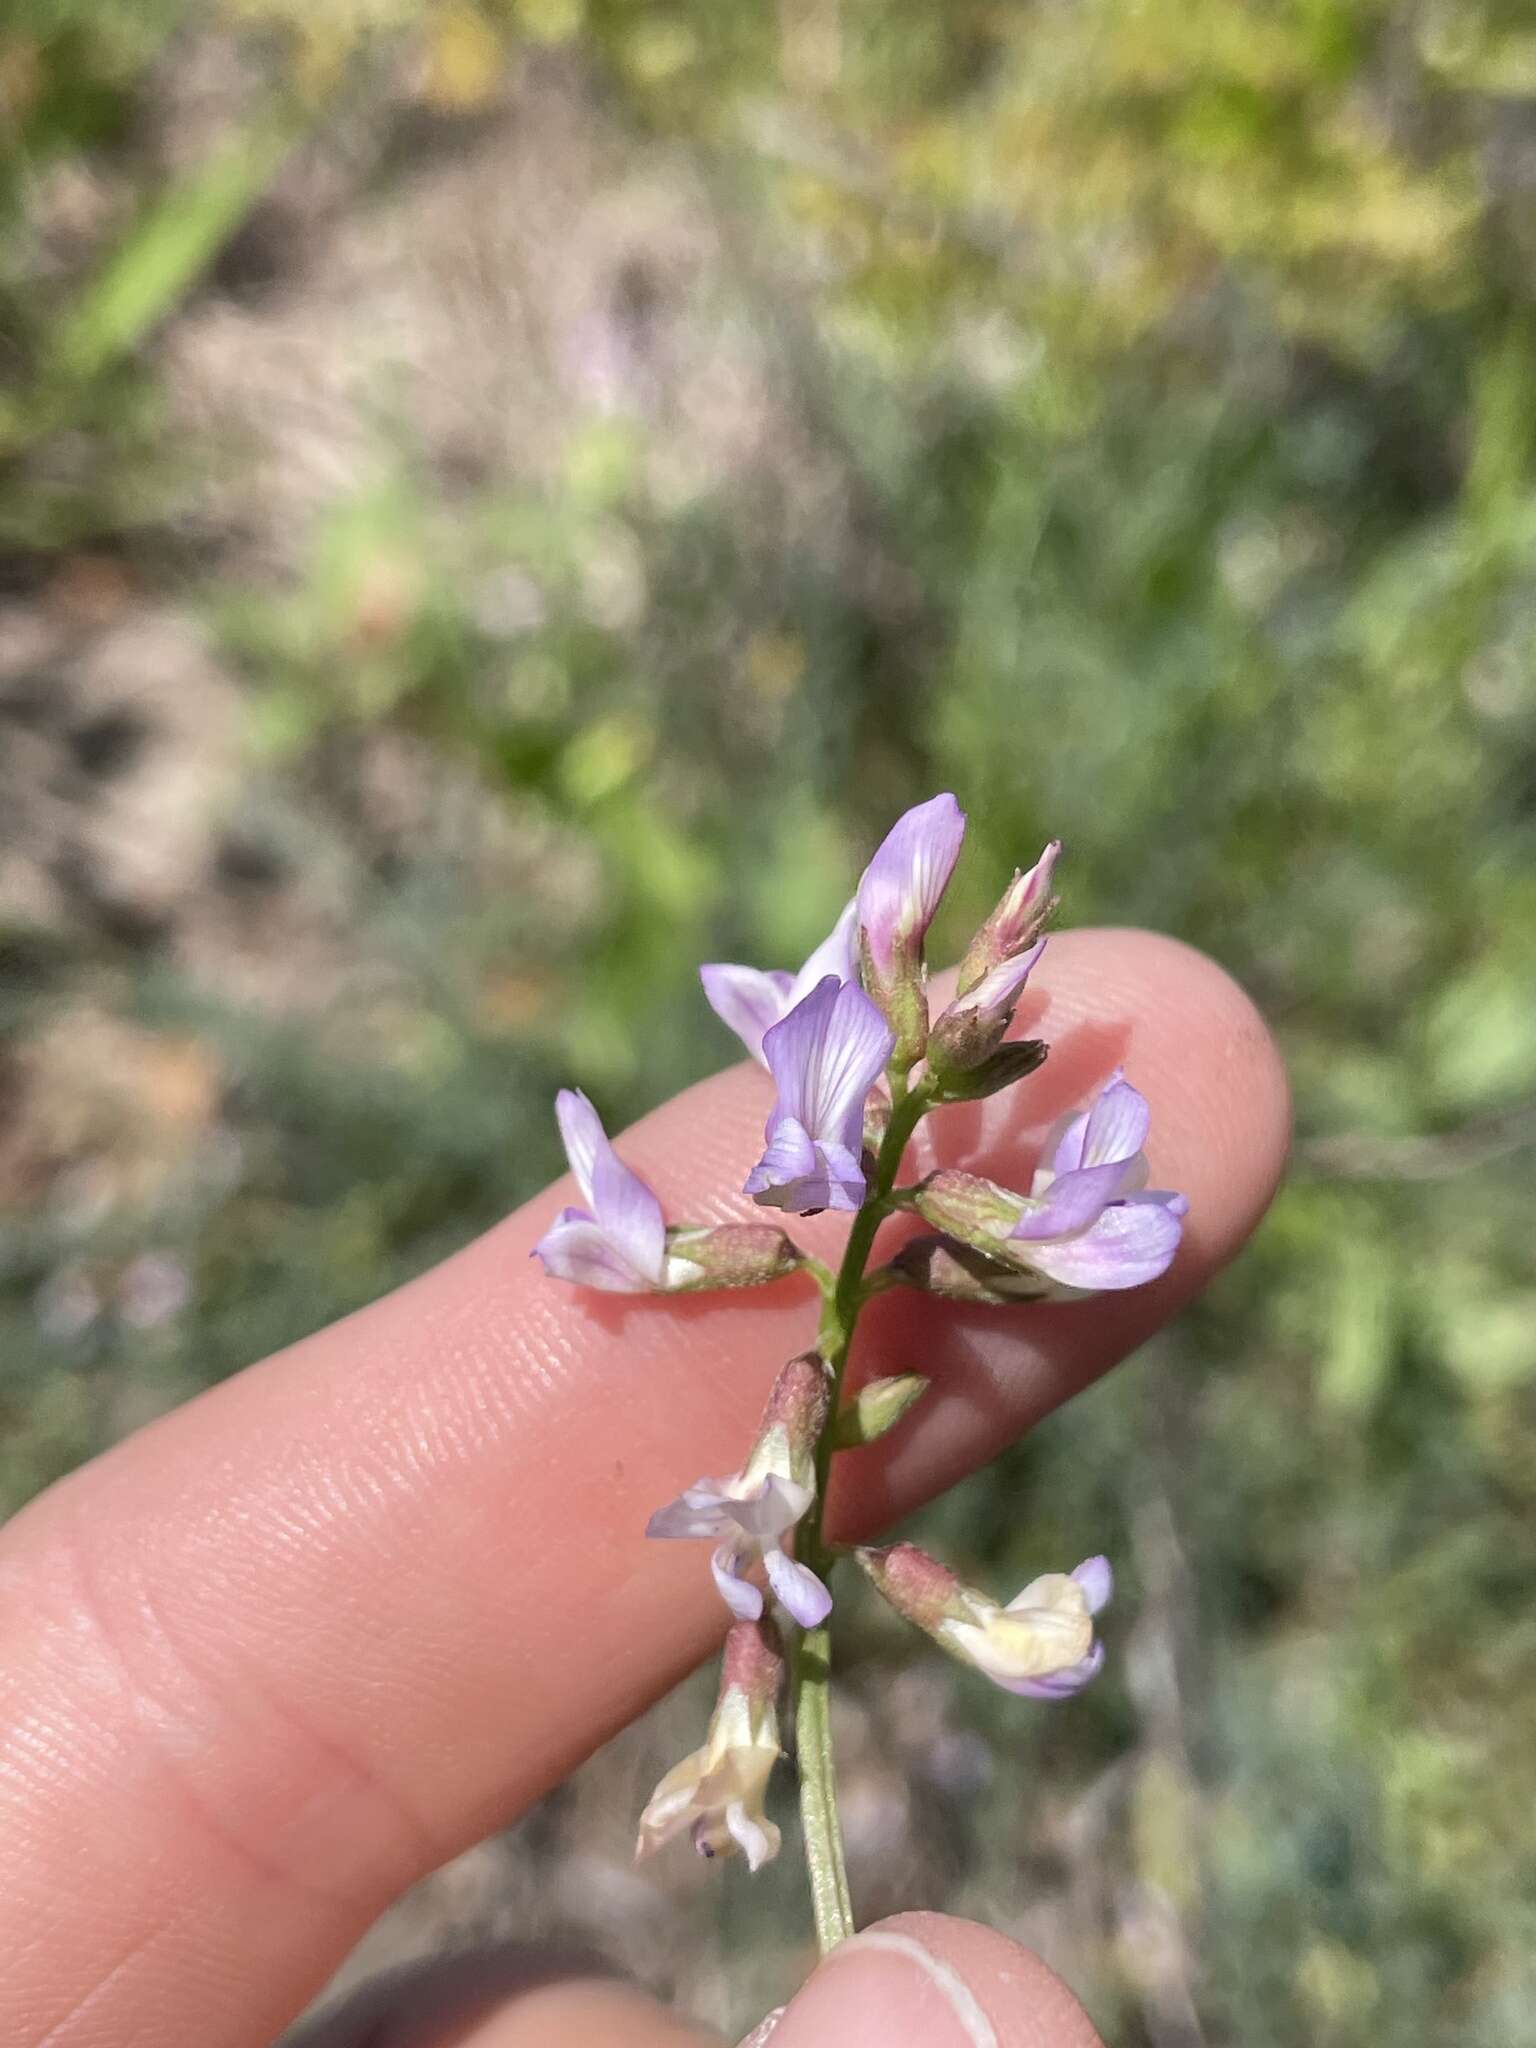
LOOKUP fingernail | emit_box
[768,1928,998,2047]
[736,2010,785,2046]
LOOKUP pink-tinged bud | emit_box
[829,1372,929,1449]
[637,1618,785,1870]
[664,1224,804,1292]
[890,1234,1049,1304]
[929,945,1047,1075]
[957,840,1060,998]
[748,1351,832,1492]
[719,1610,787,1704]
[854,1542,971,1630]
[858,1545,1111,1700]
[855,793,967,1068]
[913,1168,1030,1247]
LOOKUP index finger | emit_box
[0,928,1288,2048]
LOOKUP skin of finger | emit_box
[763,1913,1107,2048]
[443,1983,719,2048]
[0,930,1288,2048]
[293,1969,719,2048]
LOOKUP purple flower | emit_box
[1007,1071,1187,1293]
[700,901,858,1066]
[910,1073,1185,1299]
[533,1089,691,1292]
[855,792,967,987]
[647,1355,832,1628]
[743,976,895,1214]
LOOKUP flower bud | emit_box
[829,1372,930,1449]
[854,1542,973,1630]
[890,1234,1049,1304]
[855,793,967,1069]
[956,840,1059,998]
[742,1350,832,1494]
[664,1224,805,1292]
[636,1617,786,1869]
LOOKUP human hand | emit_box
[0,930,1288,2047]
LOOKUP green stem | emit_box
[793,1073,930,1955]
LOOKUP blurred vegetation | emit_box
[3,2,1536,2041]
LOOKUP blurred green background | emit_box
[3,3,1535,2041]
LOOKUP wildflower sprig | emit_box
[533,796,1188,1955]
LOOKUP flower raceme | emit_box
[646,1353,832,1628]
[532,795,1196,1921]
[856,1543,1112,1699]
[637,1618,786,1870]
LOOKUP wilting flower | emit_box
[646,1353,832,1626]
[855,792,967,1061]
[744,976,894,1214]
[913,1072,1186,1296]
[637,1618,785,1869]
[956,839,1060,997]
[700,901,858,1065]
[856,1542,1112,1698]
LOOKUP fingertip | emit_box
[761,1914,1104,2048]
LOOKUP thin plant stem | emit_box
[792,1071,930,1955]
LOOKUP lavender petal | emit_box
[854,793,967,979]
[789,898,860,1002]
[711,1543,766,1621]
[591,1146,668,1287]
[763,1544,834,1627]
[999,1642,1105,1699]
[1015,1197,1184,1292]
[1071,1555,1114,1615]
[532,1216,653,1291]
[1078,1072,1150,1168]
[1009,1159,1133,1241]
[700,963,796,1064]
[554,1087,607,1208]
